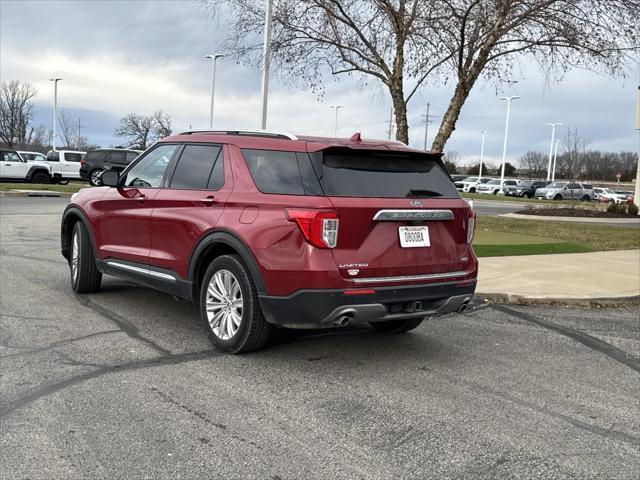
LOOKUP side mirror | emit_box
[101,170,120,187]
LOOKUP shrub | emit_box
[607,203,627,214]
[628,203,639,216]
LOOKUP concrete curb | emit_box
[478,293,640,308]
[502,212,640,224]
[0,191,72,198]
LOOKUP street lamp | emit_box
[545,123,562,181]
[259,0,273,129]
[478,130,490,181]
[552,139,560,182]
[330,105,343,136]
[205,53,224,129]
[498,96,520,192]
[49,77,62,151]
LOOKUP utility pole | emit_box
[259,0,273,129]
[552,139,560,182]
[49,78,62,150]
[421,102,435,150]
[479,131,490,181]
[77,117,83,149]
[545,123,562,181]
[387,107,395,140]
[498,96,520,192]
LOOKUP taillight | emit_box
[467,213,476,244]
[285,209,339,248]
[80,160,86,166]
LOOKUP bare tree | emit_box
[204,0,638,149]
[442,150,460,173]
[57,110,79,149]
[114,111,173,150]
[519,151,547,179]
[0,80,37,148]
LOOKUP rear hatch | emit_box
[309,149,473,283]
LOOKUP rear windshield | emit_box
[313,151,459,198]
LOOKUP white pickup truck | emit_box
[45,150,86,183]
[0,149,53,183]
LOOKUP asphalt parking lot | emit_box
[1,196,639,479]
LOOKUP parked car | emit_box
[79,148,142,186]
[534,182,594,201]
[61,129,478,353]
[503,180,550,198]
[455,176,494,193]
[18,151,48,163]
[450,175,468,183]
[0,149,52,183]
[593,187,628,203]
[476,179,517,195]
[46,149,86,183]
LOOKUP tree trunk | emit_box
[388,81,408,144]
[431,80,471,153]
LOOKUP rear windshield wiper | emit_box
[406,189,443,197]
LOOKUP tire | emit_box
[199,254,271,353]
[370,318,423,333]
[89,168,104,186]
[469,187,476,193]
[493,190,498,195]
[521,191,530,198]
[70,221,102,293]
[30,172,50,184]
[553,194,562,201]
[581,195,590,202]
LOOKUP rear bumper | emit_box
[259,279,476,327]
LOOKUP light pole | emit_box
[552,139,560,182]
[479,130,490,181]
[545,122,562,181]
[50,78,62,150]
[330,105,343,136]
[205,53,224,129]
[259,0,273,129]
[498,96,520,192]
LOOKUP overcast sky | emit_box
[1,0,638,166]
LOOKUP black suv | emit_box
[79,148,142,185]
[503,180,550,198]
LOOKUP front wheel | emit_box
[581,195,590,202]
[200,255,271,353]
[370,318,423,333]
[521,191,530,198]
[70,221,102,293]
[553,194,563,201]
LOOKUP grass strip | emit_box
[0,182,88,193]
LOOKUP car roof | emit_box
[160,130,441,156]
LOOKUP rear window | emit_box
[242,149,305,195]
[312,151,458,198]
[84,151,107,162]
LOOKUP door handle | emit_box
[136,195,146,204]
[199,196,216,206]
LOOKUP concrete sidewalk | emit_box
[476,249,640,299]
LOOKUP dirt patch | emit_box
[515,208,633,218]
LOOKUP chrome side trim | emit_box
[350,270,470,284]
[373,209,454,221]
[106,261,176,283]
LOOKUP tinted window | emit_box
[312,150,459,198]
[47,151,60,161]
[65,153,83,162]
[533,182,547,188]
[583,184,593,189]
[124,144,177,188]
[243,149,305,195]
[169,145,222,190]
[110,151,127,164]
[84,151,107,162]
[126,152,139,163]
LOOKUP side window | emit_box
[126,152,139,163]
[110,151,126,164]
[4,152,22,162]
[47,151,60,162]
[242,149,305,195]
[65,153,83,162]
[169,145,222,190]
[124,144,177,188]
[583,184,593,190]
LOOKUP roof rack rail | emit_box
[179,129,298,140]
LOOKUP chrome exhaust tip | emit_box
[334,315,351,327]
[458,298,472,313]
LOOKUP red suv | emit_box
[61,130,477,353]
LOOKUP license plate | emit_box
[399,226,430,248]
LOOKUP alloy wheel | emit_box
[206,269,243,340]
[71,231,79,282]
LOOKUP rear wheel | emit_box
[553,194,562,201]
[70,221,102,293]
[521,191,530,198]
[469,187,476,193]
[30,172,50,184]
[199,255,271,353]
[581,195,590,202]
[89,168,104,186]
[370,318,423,333]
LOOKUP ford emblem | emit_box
[410,200,423,207]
